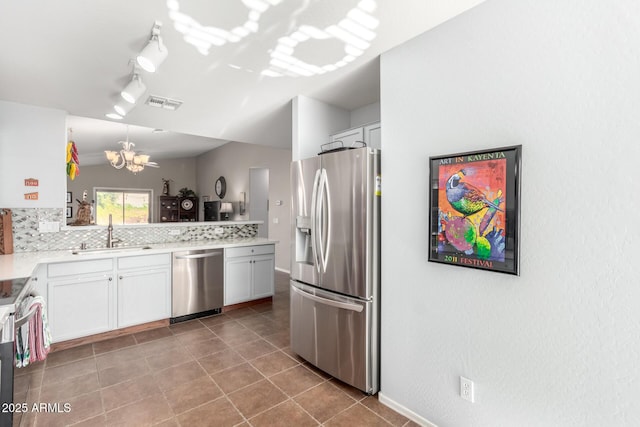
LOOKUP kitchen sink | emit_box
[71,245,153,255]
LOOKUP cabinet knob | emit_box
[108,277,113,281]
[119,276,123,280]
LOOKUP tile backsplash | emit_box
[9,208,258,252]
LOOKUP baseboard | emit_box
[378,392,438,427]
[275,267,290,274]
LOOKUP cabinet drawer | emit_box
[226,245,274,258]
[48,259,113,278]
[117,253,171,270]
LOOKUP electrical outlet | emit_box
[460,376,475,402]
[214,227,225,235]
[168,229,181,236]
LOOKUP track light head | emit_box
[121,73,146,104]
[137,21,168,72]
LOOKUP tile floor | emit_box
[13,271,416,427]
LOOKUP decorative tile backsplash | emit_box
[10,208,258,252]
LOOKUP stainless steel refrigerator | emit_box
[290,146,380,394]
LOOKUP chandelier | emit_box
[104,130,158,174]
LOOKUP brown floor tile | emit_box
[136,335,181,357]
[218,327,261,347]
[227,379,287,418]
[34,389,104,427]
[199,313,234,328]
[92,334,137,355]
[249,400,319,427]
[174,327,216,346]
[263,330,290,349]
[294,382,356,423]
[184,337,228,359]
[39,371,100,403]
[250,350,300,377]
[224,307,260,319]
[154,419,180,427]
[234,338,277,360]
[164,375,223,415]
[362,395,411,426]
[329,378,369,402]
[154,360,208,392]
[270,365,325,397]
[95,345,142,371]
[177,397,244,427]
[197,348,245,374]
[168,318,206,335]
[210,362,263,394]
[13,368,44,395]
[101,374,162,412]
[42,357,97,386]
[325,403,392,427]
[133,326,173,344]
[13,358,45,376]
[208,320,247,338]
[97,357,149,388]
[70,414,107,426]
[104,394,173,426]
[45,343,94,368]
[146,345,193,370]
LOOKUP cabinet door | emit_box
[118,268,171,328]
[252,255,275,299]
[224,258,252,305]
[330,127,364,147]
[363,122,381,149]
[48,275,114,342]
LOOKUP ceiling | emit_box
[0,0,483,165]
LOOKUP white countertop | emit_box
[0,238,278,281]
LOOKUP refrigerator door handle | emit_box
[291,284,364,313]
[310,169,322,273]
[317,168,331,273]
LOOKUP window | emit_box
[95,188,152,225]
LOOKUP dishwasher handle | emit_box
[174,252,222,260]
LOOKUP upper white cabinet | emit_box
[329,121,380,150]
[224,245,275,306]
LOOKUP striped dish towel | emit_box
[15,295,51,368]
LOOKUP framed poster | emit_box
[66,192,72,203]
[66,206,73,218]
[428,145,521,275]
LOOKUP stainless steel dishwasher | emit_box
[171,249,223,323]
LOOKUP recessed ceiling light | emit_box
[105,113,123,120]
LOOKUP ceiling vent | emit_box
[145,95,183,111]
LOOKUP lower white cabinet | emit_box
[46,253,170,342]
[47,258,115,342]
[224,245,275,306]
[117,253,171,328]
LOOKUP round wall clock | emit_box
[180,198,194,210]
[215,176,226,199]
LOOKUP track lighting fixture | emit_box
[137,21,168,73]
[121,73,146,104]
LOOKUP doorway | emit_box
[249,168,269,238]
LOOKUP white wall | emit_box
[0,101,66,208]
[292,95,350,161]
[350,101,380,128]
[196,141,292,272]
[380,1,640,426]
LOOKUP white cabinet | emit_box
[117,253,171,328]
[45,253,171,342]
[47,259,115,342]
[330,121,380,150]
[224,245,275,306]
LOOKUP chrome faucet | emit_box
[106,214,122,248]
